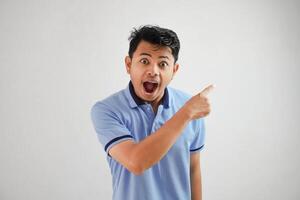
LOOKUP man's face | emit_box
[125,40,179,104]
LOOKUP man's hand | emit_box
[183,84,215,120]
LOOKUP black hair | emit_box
[128,25,180,63]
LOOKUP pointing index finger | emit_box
[199,84,215,97]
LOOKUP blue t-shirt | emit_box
[90,82,205,200]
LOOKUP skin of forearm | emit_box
[129,106,192,173]
[191,165,202,200]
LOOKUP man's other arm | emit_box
[190,152,202,200]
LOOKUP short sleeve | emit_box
[90,102,134,156]
[190,118,206,153]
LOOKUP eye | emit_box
[159,61,169,68]
[140,58,149,65]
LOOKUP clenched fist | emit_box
[183,84,215,120]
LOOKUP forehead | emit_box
[133,40,173,59]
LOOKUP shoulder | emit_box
[167,86,204,125]
[90,88,129,116]
[167,86,193,104]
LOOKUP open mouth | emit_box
[143,81,158,94]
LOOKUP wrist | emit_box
[178,105,193,122]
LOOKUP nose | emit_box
[147,64,160,76]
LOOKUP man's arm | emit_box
[109,107,191,175]
[109,85,214,175]
[190,152,202,200]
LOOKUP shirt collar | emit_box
[128,81,169,108]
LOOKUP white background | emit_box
[1,0,300,199]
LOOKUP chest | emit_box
[123,105,196,150]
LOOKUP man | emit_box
[90,25,214,200]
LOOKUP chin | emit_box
[143,90,163,101]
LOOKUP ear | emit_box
[172,63,179,78]
[125,56,132,74]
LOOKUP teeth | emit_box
[145,80,158,84]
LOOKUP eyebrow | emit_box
[139,53,170,60]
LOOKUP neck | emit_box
[150,98,163,114]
